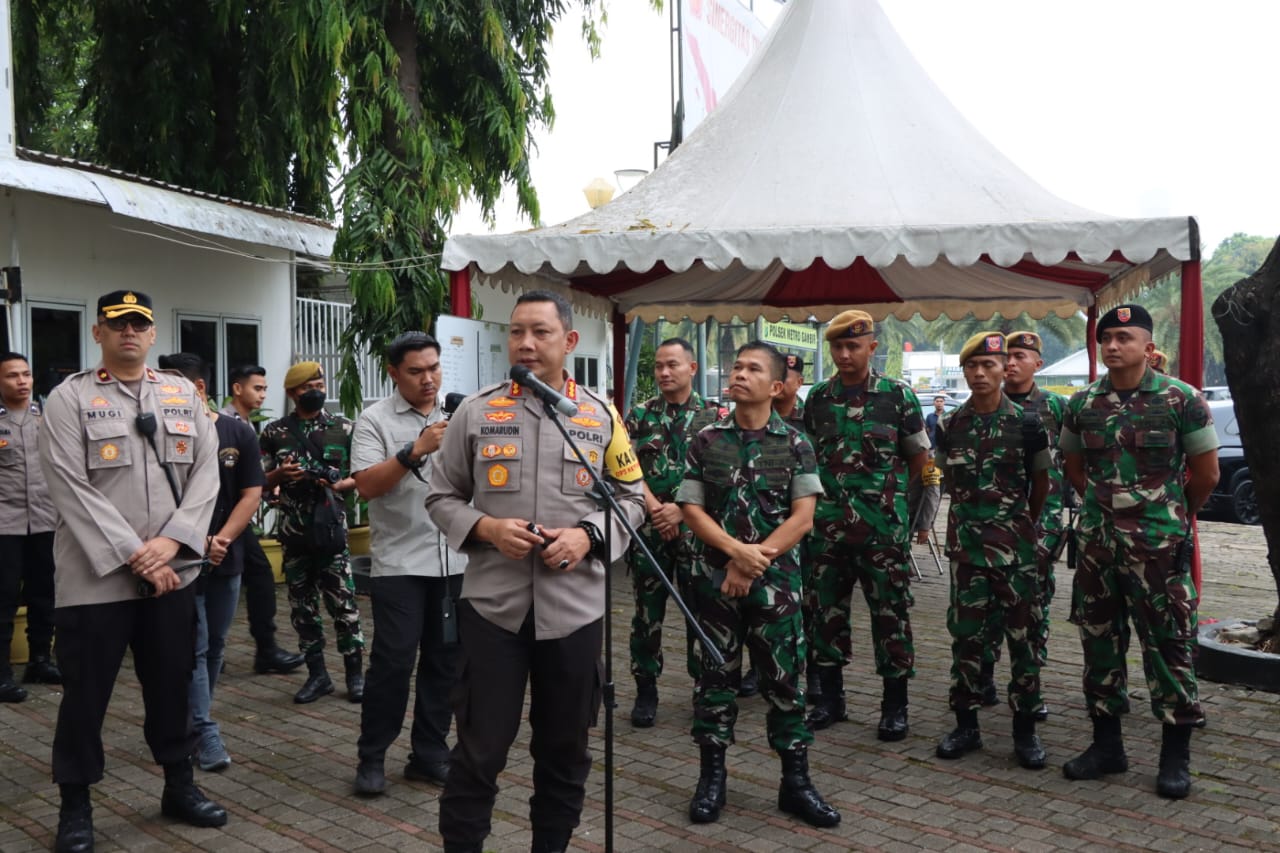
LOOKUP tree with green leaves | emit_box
[1138,234,1274,383]
[11,0,632,411]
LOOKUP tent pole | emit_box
[696,319,708,398]
[1086,304,1098,382]
[1178,260,1205,388]
[449,268,472,319]
[1178,258,1206,595]
[619,313,641,412]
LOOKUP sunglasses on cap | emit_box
[102,316,155,332]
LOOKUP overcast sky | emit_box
[451,0,1280,257]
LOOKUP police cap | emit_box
[97,290,154,322]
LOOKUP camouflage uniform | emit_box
[260,411,364,656]
[1059,367,1217,726]
[777,398,805,433]
[937,394,1050,714]
[802,371,929,678]
[676,412,823,752]
[986,384,1068,666]
[625,393,719,680]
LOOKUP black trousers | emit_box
[240,534,279,648]
[439,602,603,845]
[357,574,463,765]
[0,532,56,675]
[52,585,197,785]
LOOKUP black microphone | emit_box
[509,365,579,417]
[443,392,466,418]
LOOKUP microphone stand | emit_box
[539,398,724,853]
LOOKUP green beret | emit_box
[1006,331,1041,353]
[825,310,874,340]
[959,332,1008,363]
[284,361,323,390]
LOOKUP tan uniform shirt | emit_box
[426,377,645,640]
[0,401,57,535]
[38,364,219,607]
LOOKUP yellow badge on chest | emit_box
[487,464,509,487]
[100,443,119,461]
[603,406,642,483]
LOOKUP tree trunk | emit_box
[383,2,423,162]
[1213,237,1280,625]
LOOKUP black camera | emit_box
[309,465,343,484]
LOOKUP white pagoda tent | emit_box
[442,0,1205,394]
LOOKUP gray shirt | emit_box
[0,401,57,535]
[351,391,465,579]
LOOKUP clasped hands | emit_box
[720,542,777,598]
[479,517,591,572]
[127,536,182,596]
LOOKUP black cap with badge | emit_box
[1096,304,1153,335]
[97,290,154,321]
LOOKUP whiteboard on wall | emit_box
[437,315,509,397]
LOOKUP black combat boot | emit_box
[979,659,999,706]
[55,783,94,853]
[23,653,63,684]
[293,652,334,704]
[688,743,728,823]
[630,675,658,728]
[160,761,228,827]
[777,746,841,828]
[936,708,983,759]
[1062,714,1128,780]
[738,666,760,698]
[530,828,572,853]
[1155,723,1193,799]
[804,666,847,731]
[1012,712,1046,769]
[0,671,27,703]
[442,843,482,853]
[254,643,304,675]
[877,677,909,741]
[344,651,364,703]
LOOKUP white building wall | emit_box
[0,191,296,416]
[471,278,612,396]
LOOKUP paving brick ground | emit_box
[2,513,1278,852]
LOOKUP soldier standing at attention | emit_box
[625,337,719,728]
[803,310,930,739]
[39,290,227,851]
[678,342,839,828]
[260,362,365,704]
[934,333,1050,769]
[1059,304,1219,799]
[0,351,60,701]
[976,331,1068,711]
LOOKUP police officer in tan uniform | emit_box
[38,290,228,852]
[426,290,646,853]
[0,351,60,700]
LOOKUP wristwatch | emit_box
[577,521,605,558]
[396,442,425,470]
